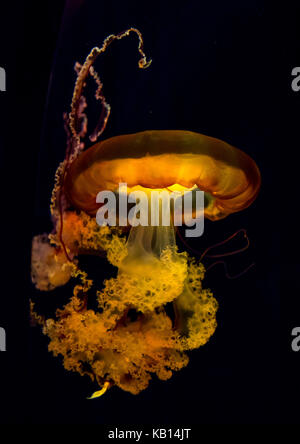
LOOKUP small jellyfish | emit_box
[31,28,261,398]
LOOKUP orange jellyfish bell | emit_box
[64,129,261,221]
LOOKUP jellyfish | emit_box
[31,28,261,398]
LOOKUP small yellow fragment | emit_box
[87,381,110,399]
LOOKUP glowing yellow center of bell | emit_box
[118,183,197,195]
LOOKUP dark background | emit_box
[0,0,297,425]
